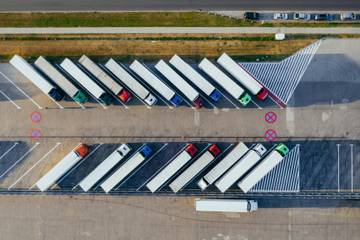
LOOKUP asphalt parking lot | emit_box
[0,139,358,196]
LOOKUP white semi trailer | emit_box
[237,143,289,193]
[79,144,131,192]
[100,145,153,193]
[197,142,249,190]
[78,55,132,103]
[105,59,157,106]
[217,53,268,100]
[169,55,221,102]
[10,55,64,101]
[60,58,113,105]
[169,144,221,193]
[198,58,251,106]
[155,60,203,108]
[215,144,267,193]
[146,144,198,193]
[129,60,183,106]
[35,144,89,192]
[195,199,258,213]
[34,56,88,103]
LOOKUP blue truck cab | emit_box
[140,145,153,158]
[170,94,183,107]
[209,89,222,102]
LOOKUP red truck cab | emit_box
[74,144,89,157]
[118,89,132,103]
[186,144,198,157]
[209,144,221,157]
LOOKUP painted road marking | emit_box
[53,143,104,189]
[0,142,40,180]
[8,142,61,190]
[0,71,42,109]
[265,111,277,124]
[350,144,354,192]
[219,92,239,109]
[337,144,340,192]
[265,129,277,142]
[0,142,19,161]
[251,99,262,109]
[114,143,169,191]
[30,111,42,123]
[136,144,189,191]
[0,89,21,109]
[91,143,145,191]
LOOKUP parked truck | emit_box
[198,58,251,106]
[155,60,203,108]
[195,199,258,213]
[129,60,183,106]
[237,143,289,193]
[10,55,63,101]
[169,55,221,102]
[101,145,152,193]
[197,142,249,190]
[79,144,131,192]
[78,55,132,103]
[105,59,157,106]
[169,144,221,193]
[35,144,89,192]
[34,56,88,103]
[146,144,198,193]
[217,53,268,100]
[60,58,112,105]
[215,144,267,193]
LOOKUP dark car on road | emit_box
[243,12,260,20]
[315,14,330,21]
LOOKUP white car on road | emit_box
[274,13,289,20]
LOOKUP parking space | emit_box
[0,140,358,195]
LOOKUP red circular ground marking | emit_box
[265,111,277,124]
[31,129,42,140]
[265,129,277,142]
[30,111,42,123]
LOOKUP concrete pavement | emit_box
[0,0,359,11]
[0,27,360,34]
[0,195,359,240]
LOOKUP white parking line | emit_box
[8,142,61,189]
[52,143,104,189]
[219,92,239,109]
[250,99,262,109]
[114,143,169,191]
[337,144,340,192]
[74,100,86,110]
[199,93,217,109]
[0,71,42,109]
[0,142,40,180]
[136,144,189,191]
[268,95,284,109]
[98,64,129,109]
[350,144,354,193]
[0,142,19,161]
[0,89,21,109]
[91,143,145,191]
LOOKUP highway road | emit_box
[0,0,359,11]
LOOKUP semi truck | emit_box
[169,55,221,102]
[198,58,251,106]
[60,58,112,105]
[195,199,258,213]
[169,144,221,193]
[34,56,88,103]
[217,53,268,100]
[79,144,131,192]
[146,144,198,193]
[155,60,203,108]
[105,59,157,106]
[197,142,249,190]
[129,60,183,107]
[35,144,89,192]
[100,145,153,193]
[78,55,132,103]
[10,55,63,101]
[237,143,289,193]
[215,144,267,193]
